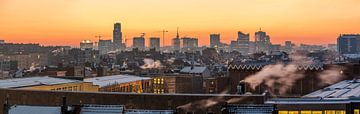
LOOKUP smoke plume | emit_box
[244,64,303,94]
[177,90,237,112]
[244,55,344,95]
[317,66,344,86]
[140,58,163,69]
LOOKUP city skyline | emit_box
[1,0,360,47]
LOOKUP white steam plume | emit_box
[177,90,235,112]
[140,58,163,69]
[317,66,344,86]
[244,55,345,95]
[244,64,303,94]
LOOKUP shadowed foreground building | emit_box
[0,89,266,114]
[267,79,360,114]
[228,61,360,96]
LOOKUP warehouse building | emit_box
[84,75,151,93]
[0,76,99,92]
[267,79,360,114]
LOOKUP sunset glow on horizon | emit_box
[1,0,360,47]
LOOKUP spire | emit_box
[176,27,179,39]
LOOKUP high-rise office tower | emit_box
[255,30,271,53]
[133,36,145,50]
[172,28,181,51]
[237,31,250,54]
[113,23,123,50]
[98,39,112,55]
[149,37,161,51]
[181,37,198,51]
[210,34,220,48]
[337,34,360,54]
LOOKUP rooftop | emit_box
[228,61,324,70]
[84,75,151,88]
[9,105,60,114]
[0,76,80,88]
[180,66,208,74]
[304,79,360,98]
[340,34,360,39]
[80,104,124,114]
[266,79,360,105]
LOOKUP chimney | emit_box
[236,80,247,94]
[61,96,67,114]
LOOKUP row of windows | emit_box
[279,110,346,114]
[153,89,164,94]
[153,78,164,84]
[50,86,80,91]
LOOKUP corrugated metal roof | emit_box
[267,80,360,104]
[180,66,207,74]
[9,105,60,114]
[80,104,124,114]
[305,79,360,98]
[126,109,174,114]
[84,75,151,88]
[0,76,80,88]
[228,61,324,70]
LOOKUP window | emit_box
[312,111,322,114]
[335,110,345,114]
[325,110,335,114]
[279,111,288,114]
[300,111,311,114]
[289,111,299,114]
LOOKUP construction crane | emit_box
[161,30,168,47]
[94,35,103,48]
[154,30,168,47]
[95,35,103,40]
[140,33,146,37]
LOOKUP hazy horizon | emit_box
[1,0,360,47]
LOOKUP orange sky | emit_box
[0,0,360,47]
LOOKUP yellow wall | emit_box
[99,80,147,93]
[21,82,99,92]
[279,110,346,114]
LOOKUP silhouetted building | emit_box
[172,28,181,51]
[255,30,271,53]
[133,37,145,50]
[238,31,250,54]
[181,37,198,51]
[210,34,220,48]
[337,34,360,54]
[113,22,123,50]
[80,40,93,50]
[98,39,112,55]
[149,37,160,51]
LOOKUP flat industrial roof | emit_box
[84,75,151,88]
[305,79,360,98]
[0,76,80,88]
[267,79,360,105]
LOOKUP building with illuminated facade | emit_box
[84,75,151,93]
[267,79,360,114]
[0,76,99,92]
